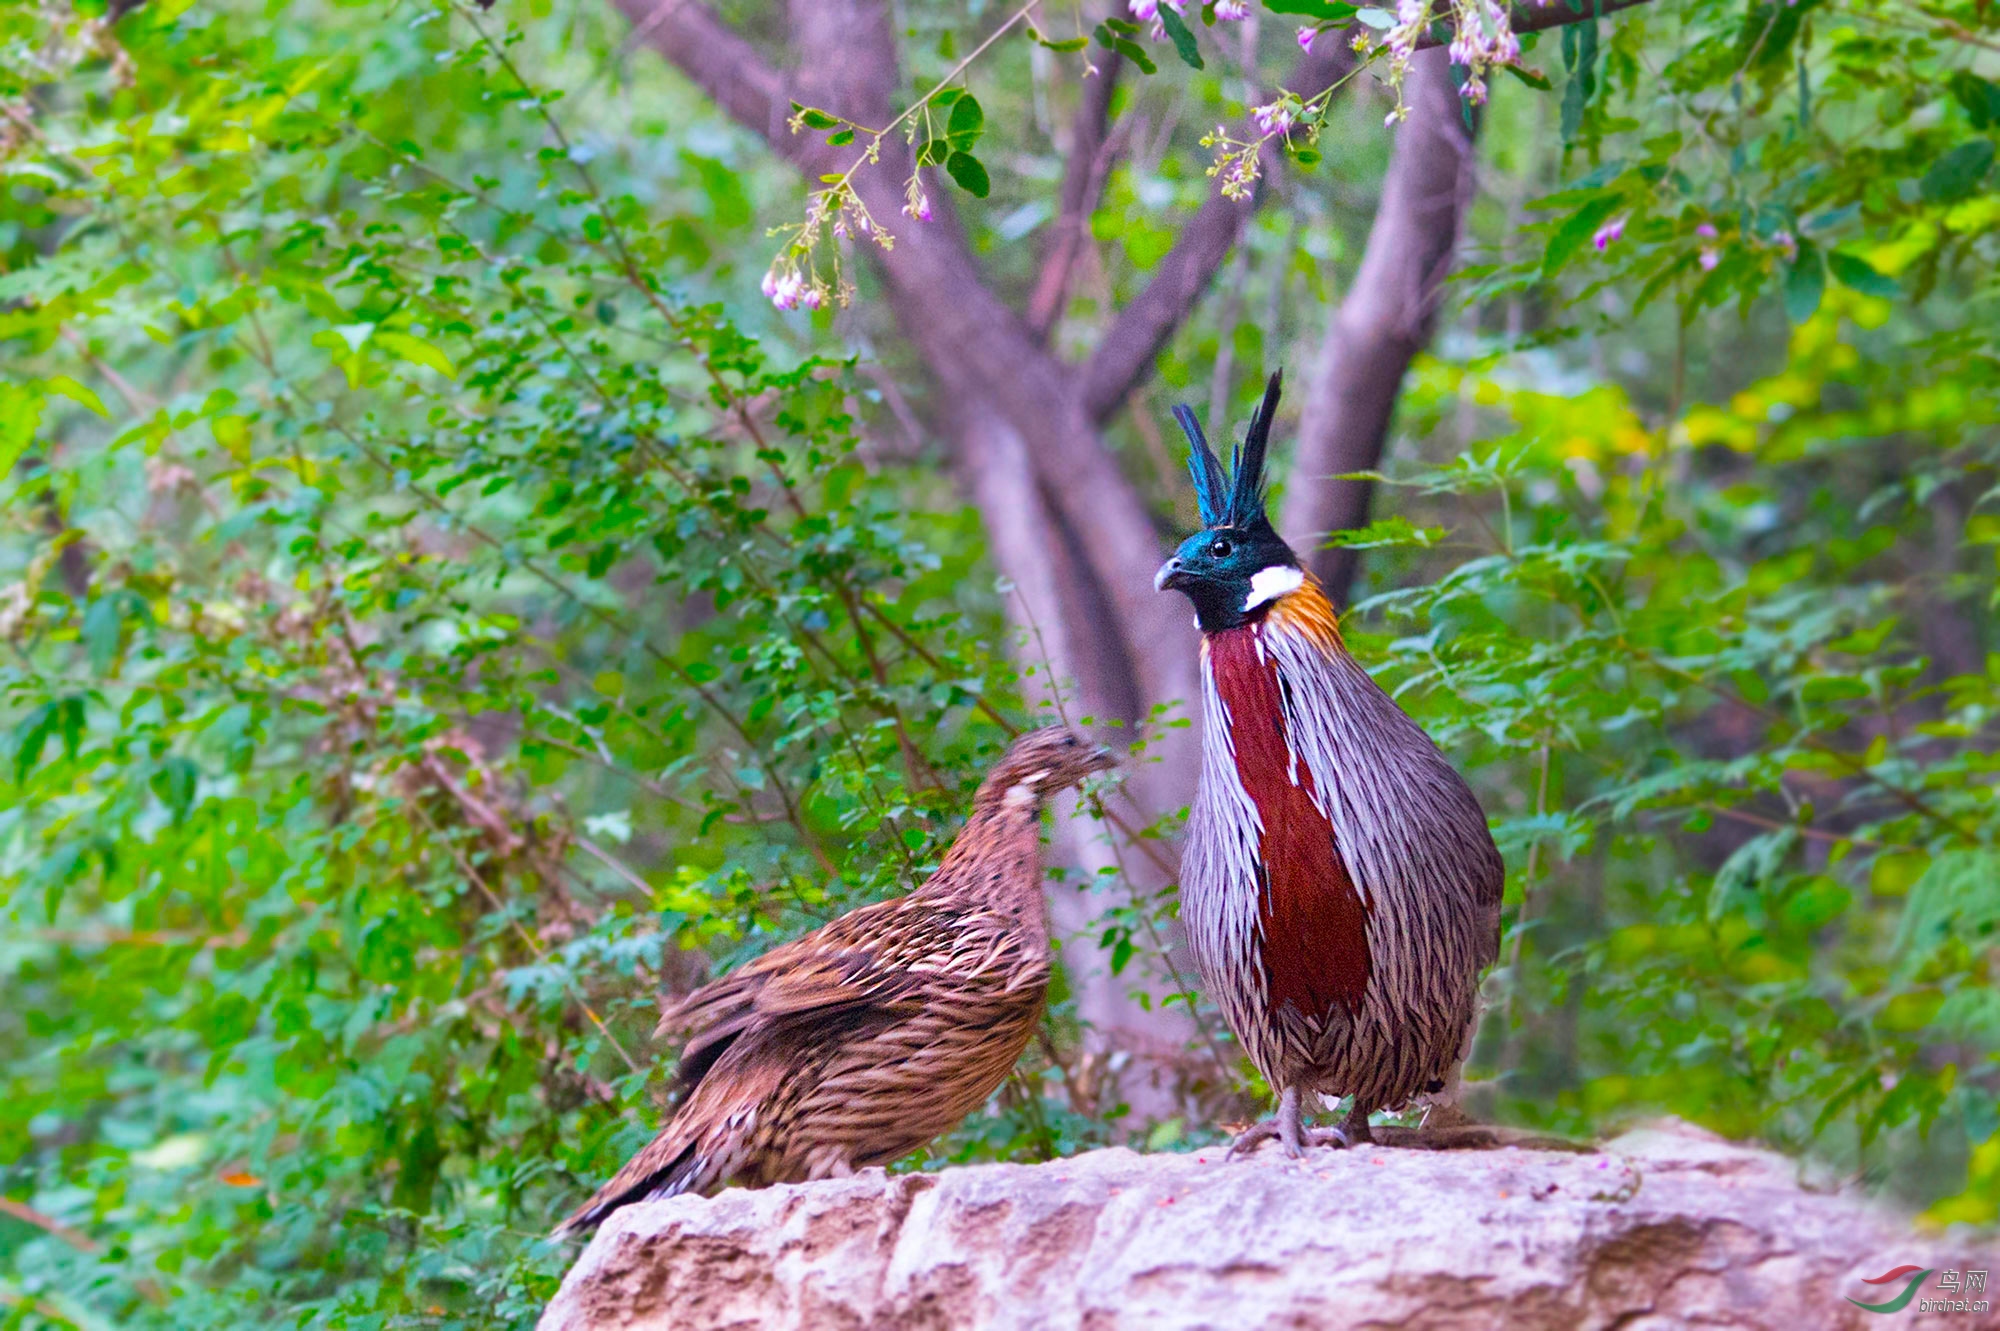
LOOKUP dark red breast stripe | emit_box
[1207,623,1370,1019]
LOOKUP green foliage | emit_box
[1362,285,2000,1218]
[0,3,1111,1326]
[1425,12,1999,1230]
[4,0,2000,1325]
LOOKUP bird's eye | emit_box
[1209,538,1233,558]
[1063,734,1078,747]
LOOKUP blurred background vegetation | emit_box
[2,0,1997,1325]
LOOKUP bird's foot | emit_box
[1223,1118,1291,1161]
[1226,1087,1359,1158]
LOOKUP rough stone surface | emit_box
[540,1119,1997,1330]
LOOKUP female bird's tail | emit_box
[551,1133,707,1238]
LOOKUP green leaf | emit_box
[946,94,984,150]
[45,376,109,419]
[1109,934,1135,975]
[945,151,990,198]
[1261,0,1357,16]
[82,595,123,676]
[1782,243,1824,324]
[0,382,44,482]
[1542,194,1621,276]
[152,756,199,823]
[1323,515,1445,550]
[374,331,457,379]
[1094,23,1158,74]
[1504,64,1554,92]
[791,104,841,130]
[1560,20,1599,141]
[1949,71,2000,131]
[1027,26,1091,52]
[827,128,854,146]
[1827,250,1899,298]
[12,702,55,783]
[917,137,950,166]
[1290,146,1322,168]
[211,414,252,460]
[1157,5,1204,69]
[1918,138,1995,204]
[1354,7,1394,29]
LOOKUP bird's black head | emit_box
[1154,371,1303,634]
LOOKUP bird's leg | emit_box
[1335,1099,1375,1146]
[1225,1084,1305,1159]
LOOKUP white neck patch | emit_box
[1004,773,1047,809]
[1242,564,1305,613]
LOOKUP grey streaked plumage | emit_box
[1184,606,1502,1125]
[555,727,1115,1235]
[1159,370,1501,1155]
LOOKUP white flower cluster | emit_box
[760,268,824,312]
[1444,0,1522,107]
[1377,0,1432,125]
[1377,0,1525,122]
[760,184,885,313]
[1252,98,1299,137]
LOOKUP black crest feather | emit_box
[1172,370,1283,530]
[1173,404,1230,527]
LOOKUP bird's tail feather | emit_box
[551,1137,704,1238]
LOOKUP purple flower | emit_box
[903,194,932,223]
[1252,100,1297,136]
[762,269,806,311]
[1592,215,1626,251]
[1696,222,1718,240]
[1297,25,1317,50]
[1215,0,1249,18]
[1699,247,1720,271]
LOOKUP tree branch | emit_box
[1026,55,1125,340]
[1078,44,1353,425]
[1414,0,1656,48]
[607,0,800,156]
[1279,49,1476,607]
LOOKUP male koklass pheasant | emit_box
[555,727,1115,1234]
[1155,371,1502,1156]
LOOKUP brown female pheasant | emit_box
[554,727,1114,1234]
[1156,371,1503,1157]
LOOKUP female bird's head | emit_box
[1154,371,1305,634]
[976,727,1118,809]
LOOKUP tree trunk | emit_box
[611,0,1491,1118]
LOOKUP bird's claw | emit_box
[1224,1119,1288,1160]
[1225,1120,1352,1159]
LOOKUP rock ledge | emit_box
[540,1119,1993,1330]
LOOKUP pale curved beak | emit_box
[1154,557,1185,592]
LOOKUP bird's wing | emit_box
[555,906,995,1237]
[656,897,944,1098]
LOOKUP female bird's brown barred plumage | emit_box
[554,728,1115,1235]
[1157,372,1503,1156]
